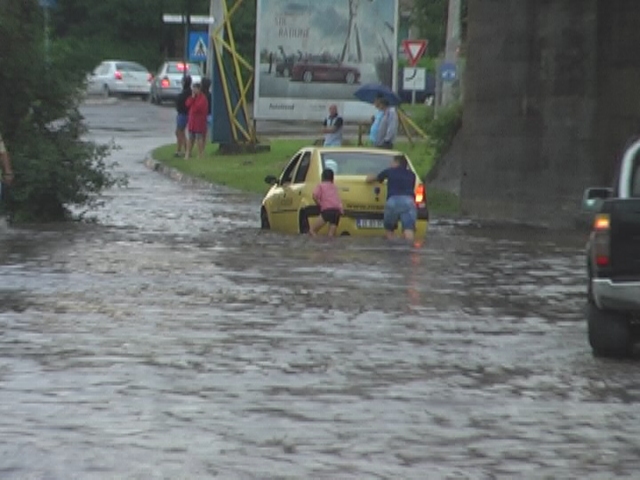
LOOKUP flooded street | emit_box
[1,100,639,479]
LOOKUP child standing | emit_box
[310,169,343,237]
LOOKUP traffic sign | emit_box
[402,40,428,67]
[189,32,209,62]
[163,14,215,25]
[440,62,457,83]
[403,67,426,91]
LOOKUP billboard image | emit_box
[254,0,399,121]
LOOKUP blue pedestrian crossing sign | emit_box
[189,32,209,62]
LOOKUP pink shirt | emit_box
[313,182,343,212]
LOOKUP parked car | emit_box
[582,137,640,357]
[150,61,203,104]
[260,147,428,237]
[290,57,360,85]
[87,60,152,100]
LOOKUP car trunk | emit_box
[334,175,387,228]
[122,70,149,88]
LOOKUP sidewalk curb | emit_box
[143,154,262,199]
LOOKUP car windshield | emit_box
[167,63,202,75]
[320,152,407,176]
[116,62,148,72]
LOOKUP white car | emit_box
[87,60,153,100]
[149,61,203,104]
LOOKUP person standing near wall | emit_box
[0,130,14,202]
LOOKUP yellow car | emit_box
[260,147,429,238]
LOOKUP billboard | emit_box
[253,0,399,121]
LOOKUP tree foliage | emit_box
[0,0,122,222]
[50,0,256,74]
[413,0,468,58]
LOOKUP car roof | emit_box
[314,147,404,156]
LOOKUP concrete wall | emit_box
[454,0,640,228]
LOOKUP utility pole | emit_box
[183,0,192,80]
[442,0,461,107]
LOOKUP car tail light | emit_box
[160,77,170,88]
[177,63,187,72]
[415,183,426,207]
[592,213,611,267]
[114,70,123,80]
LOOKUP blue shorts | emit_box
[176,113,188,130]
[384,195,417,231]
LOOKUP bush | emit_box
[423,102,463,159]
[0,0,123,222]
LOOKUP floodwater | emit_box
[1,100,639,479]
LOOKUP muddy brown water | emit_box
[0,101,638,479]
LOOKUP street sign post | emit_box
[189,32,209,62]
[440,62,457,83]
[403,67,426,105]
[163,14,215,25]
[402,39,428,67]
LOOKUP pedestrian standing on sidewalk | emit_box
[174,75,192,157]
[321,104,344,146]
[374,96,398,149]
[185,82,209,159]
[201,77,213,144]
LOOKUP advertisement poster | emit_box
[254,0,398,121]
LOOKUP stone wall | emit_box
[448,0,640,228]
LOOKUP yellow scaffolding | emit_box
[210,0,256,144]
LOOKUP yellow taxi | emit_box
[260,147,429,238]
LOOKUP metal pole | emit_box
[183,0,191,80]
[44,6,50,64]
[442,0,461,107]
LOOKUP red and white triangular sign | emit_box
[402,40,428,67]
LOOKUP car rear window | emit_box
[320,152,406,176]
[116,62,148,72]
[167,63,202,75]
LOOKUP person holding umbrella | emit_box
[374,96,398,149]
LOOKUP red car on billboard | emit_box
[290,55,361,85]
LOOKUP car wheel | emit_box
[260,208,270,230]
[283,67,290,77]
[302,71,313,83]
[345,72,356,84]
[587,300,632,358]
[102,85,111,98]
[299,210,310,234]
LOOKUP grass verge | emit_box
[151,139,459,214]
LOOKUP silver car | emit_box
[87,60,152,100]
[150,61,203,104]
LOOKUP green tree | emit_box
[413,0,467,58]
[0,0,123,222]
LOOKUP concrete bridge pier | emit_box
[439,0,640,228]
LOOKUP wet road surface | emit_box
[1,100,639,479]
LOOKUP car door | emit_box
[268,153,301,232]
[281,151,312,232]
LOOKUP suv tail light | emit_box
[114,70,123,80]
[415,183,426,207]
[160,77,170,88]
[592,213,611,267]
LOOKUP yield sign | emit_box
[402,39,428,67]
